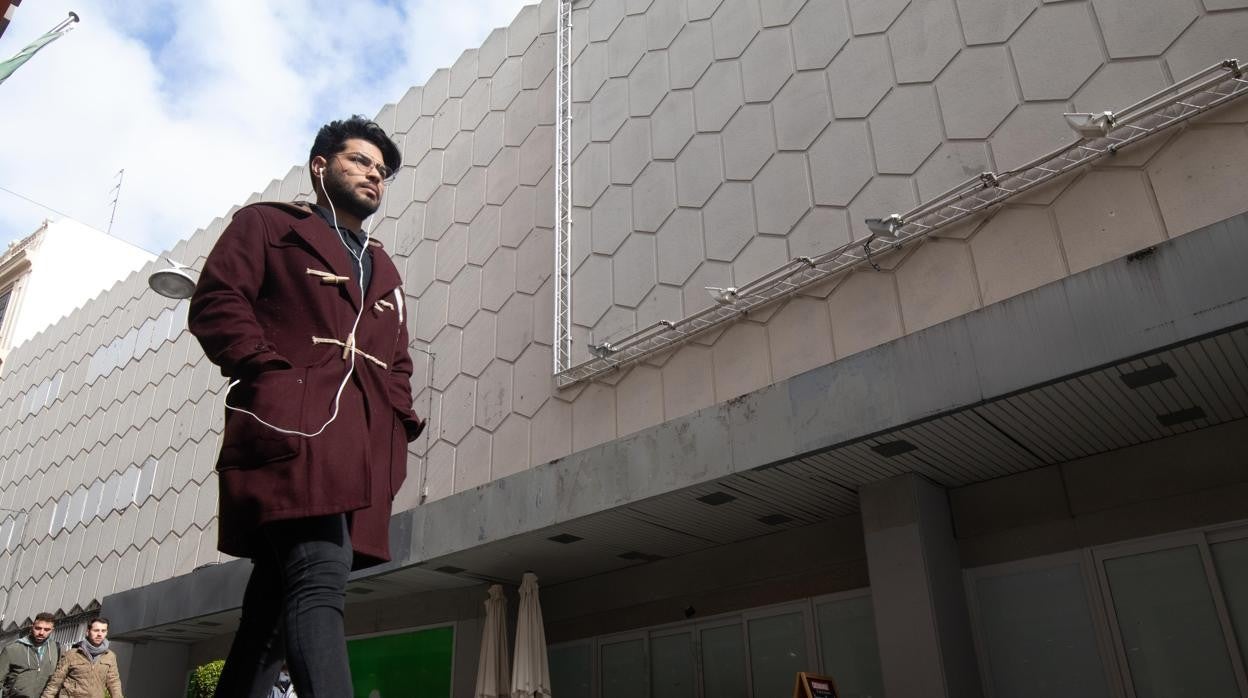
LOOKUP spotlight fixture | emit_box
[705,286,739,304]
[1063,111,1116,138]
[147,258,198,300]
[864,214,903,242]
[588,340,616,358]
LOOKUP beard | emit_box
[321,167,381,222]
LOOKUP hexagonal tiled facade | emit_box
[848,0,911,35]
[889,0,962,84]
[712,0,762,59]
[791,0,851,69]
[936,46,1017,140]
[772,71,832,150]
[955,0,1034,45]
[675,134,725,206]
[1055,169,1168,273]
[668,20,714,89]
[869,86,942,174]
[721,104,776,179]
[703,182,757,262]
[693,61,744,132]
[1010,3,1103,101]
[741,28,796,103]
[1093,0,1196,59]
[808,120,873,206]
[752,153,812,236]
[827,35,893,118]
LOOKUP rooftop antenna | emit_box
[107,168,124,234]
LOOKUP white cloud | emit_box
[0,0,536,253]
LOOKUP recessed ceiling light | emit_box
[1120,363,1176,389]
[1156,406,1206,427]
[758,514,794,526]
[435,565,466,574]
[548,533,584,544]
[871,440,916,457]
[697,491,736,506]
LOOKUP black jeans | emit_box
[213,514,353,698]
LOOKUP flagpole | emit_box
[0,11,79,86]
[52,12,80,34]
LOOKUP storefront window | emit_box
[1104,545,1239,698]
[650,632,695,698]
[747,612,808,698]
[550,642,593,698]
[600,637,646,698]
[971,561,1108,698]
[1212,538,1248,667]
[815,595,884,698]
[699,622,748,698]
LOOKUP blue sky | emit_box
[0,0,536,253]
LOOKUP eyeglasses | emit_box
[335,151,395,183]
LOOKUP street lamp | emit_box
[147,257,198,300]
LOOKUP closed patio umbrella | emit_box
[475,584,511,697]
[511,572,552,698]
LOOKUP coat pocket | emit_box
[219,367,308,469]
[390,411,409,497]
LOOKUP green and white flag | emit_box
[0,11,78,86]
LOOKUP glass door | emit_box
[1095,532,1248,697]
[599,632,648,698]
[650,627,697,698]
[812,590,886,698]
[696,618,749,698]
[550,640,594,698]
[965,552,1116,698]
[743,603,816,698]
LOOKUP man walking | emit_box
[38,618,122,698]
[1,612,58,698]
[189,115,424,697]
[270,664,297,698]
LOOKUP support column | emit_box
[110,639,190,698]
[860,473,981,698]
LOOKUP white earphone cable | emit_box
[221,166,375,438]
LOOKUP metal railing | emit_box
[553,59,1247,386]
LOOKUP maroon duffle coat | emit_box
[188,201,424,568]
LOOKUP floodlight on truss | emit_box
[588,341,616,359]
[706,286,740,304]
[864,214,904,242]
[552,59,1248,386]
[1064,111,1117,137]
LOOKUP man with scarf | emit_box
[38,618,122,698]
[1,612,59,698]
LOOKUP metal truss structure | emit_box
[552,0,574,375]
[552,59,1247,386]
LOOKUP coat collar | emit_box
[254,202,401,311]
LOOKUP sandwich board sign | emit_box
[793,671,840,698]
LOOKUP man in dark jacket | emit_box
[189,116,424,698]
[1,612,58,698]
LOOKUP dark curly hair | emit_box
[309,115,401,178]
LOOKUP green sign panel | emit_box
[347,625,454,698]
